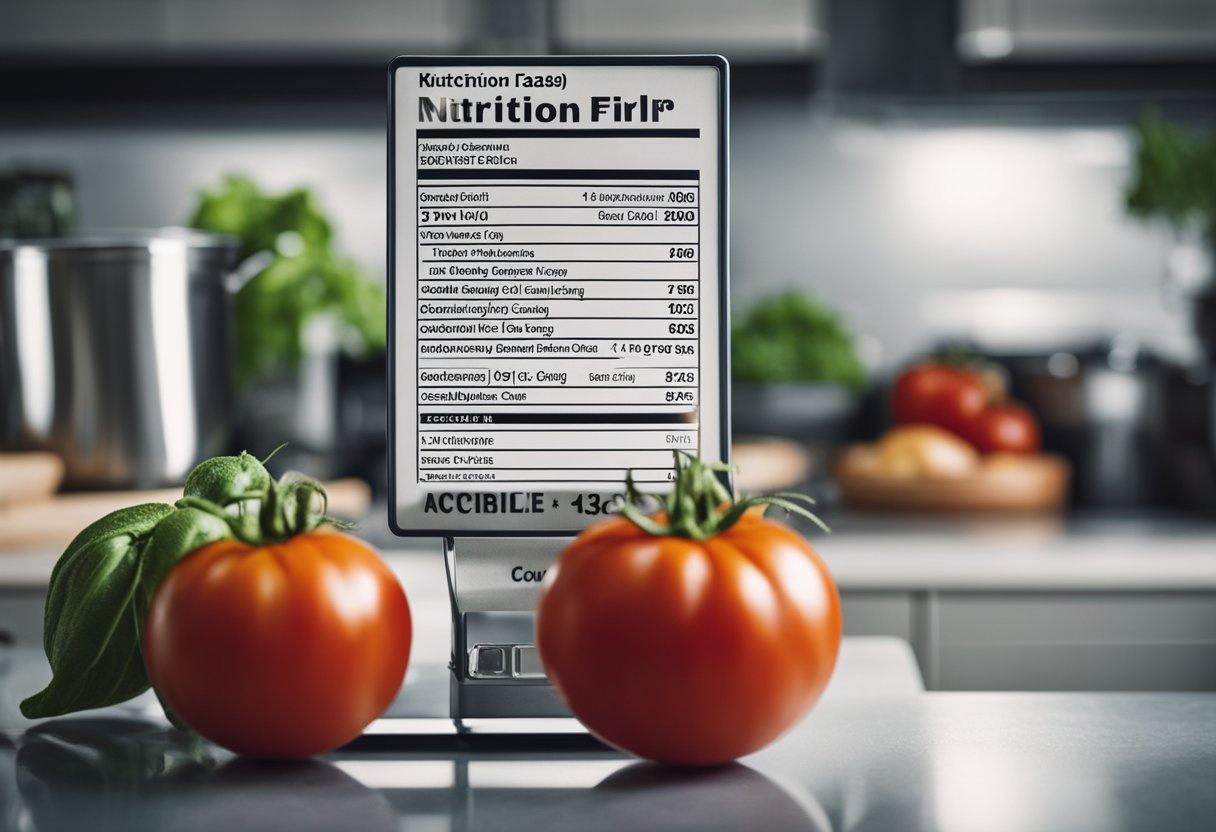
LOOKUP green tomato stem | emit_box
[616,451,829,540]
[176,450,342,547]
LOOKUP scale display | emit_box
[389,57,727,535]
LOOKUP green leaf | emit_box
[731,291,867,388]
[136,508,233,629]
[188,174,386,389]
[22,504,174,719]
[1125,111,1216,238]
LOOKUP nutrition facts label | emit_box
[392,60,725,534]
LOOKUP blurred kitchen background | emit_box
[3,0,1216,691]
[5,0,1216,502]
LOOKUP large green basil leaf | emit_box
[22,504,174,719]
[136,507,232,625]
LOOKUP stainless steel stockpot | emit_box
[0,229,239,489]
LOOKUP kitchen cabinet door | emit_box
[554,0,827,62]
[937,592,1216,691]
[0,0,467,56]
[958,0,1216,62]
[841,592,915,643]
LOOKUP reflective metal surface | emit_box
[1,646,1213,832]
[446,538,572,719]
[0,229,237,488]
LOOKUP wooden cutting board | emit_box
[0,478,372,552]
[732,438,813,493]
[0,453,64,508]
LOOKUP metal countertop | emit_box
[0,644,1213,832]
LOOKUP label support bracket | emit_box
[445,536,573,719]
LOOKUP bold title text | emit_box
[418,95,676,124]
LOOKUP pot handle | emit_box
[224,250,276,295]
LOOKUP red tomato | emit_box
[890,363,988,437]
[536,511,841,767]
[144,532,411,758]
[967,402,1042,454]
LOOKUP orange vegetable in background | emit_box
[537,453,840,767]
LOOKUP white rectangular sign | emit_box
[389,57,728,536]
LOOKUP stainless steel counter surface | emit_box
[809,512,1216,591]
[0,646,1213,832]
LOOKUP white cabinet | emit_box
[937,593,1216,691]
[1,0,828,61]
[553,0,827,62]
[958,0,1216,62]
[0,0,469,56]
[841,590,1216,692]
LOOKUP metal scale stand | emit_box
[444,536,572,718]
[388,55,728,722]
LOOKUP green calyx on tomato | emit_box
[176,446,348,546]
[20,447,342,722]
[617,451,829,540]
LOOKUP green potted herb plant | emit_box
[731,291,868,440]
[1125,111,1216,362]
[189,175,386,475]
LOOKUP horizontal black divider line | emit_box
[413,300,700,304]
[419,206,697,210]
[421,242,697,246]
[416,337,697,340]
[417,278,698,281]
[419,479,668,483]
[420,412,695,424]
[417,128,700,139]
[414,356,614,360]
[423,257,700,261]
[419,427,697,431]
[418,183,699,189]
[416,317,695,321]
[418,448,694,452]
[418,403,695,408]
[418,464,680,471]
[417,169,699,180]
[416,386,697,389]
[420,224,695,227]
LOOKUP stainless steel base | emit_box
[445,537,572,719]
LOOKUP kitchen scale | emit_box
[387,56,729,721]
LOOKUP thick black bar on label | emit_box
[420,412,697,425]
[418,128,701,139]
[417,169,700,180]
